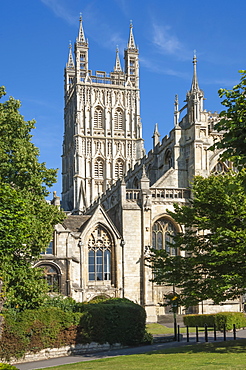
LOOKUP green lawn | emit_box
[147,323,204,334]
[38,339,246,370]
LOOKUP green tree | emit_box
[147,172,246,308]
[0,87,65,310]
[211,70,246,169]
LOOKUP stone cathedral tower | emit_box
[62,17,145,212]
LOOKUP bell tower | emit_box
[62,18,145,213]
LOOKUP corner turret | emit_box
[186,52,204,123]
[124,22,139,88]
[75,14,89,81]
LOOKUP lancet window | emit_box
[94,106,103,129]
[164,149,172,169]
[114,108,123,130]
[94,158,104,178]
[115,160,124,179]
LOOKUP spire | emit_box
[66,41,75,69]
[190,51,199,92]
[152,123,160,148]
[114,46,122,72]
[174,95,180,126]
[127,21,137,49]
[77,13,86,44]
[186,51,204,123]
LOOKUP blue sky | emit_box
[1,0,245,197]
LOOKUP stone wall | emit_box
[12,342,126,365]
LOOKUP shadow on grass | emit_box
[147,338,246,355]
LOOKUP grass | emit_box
[147,323,214,335]
[37,339,246,369]
[146,323,175,335]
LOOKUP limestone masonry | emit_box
[36,17,240,322]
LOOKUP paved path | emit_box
[15,329,246,370]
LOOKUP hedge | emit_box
[79,299,146,345]
[0,307,82,361]
[0,298,147,361]
[183,312,246,330]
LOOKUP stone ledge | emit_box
[12,342,126,364]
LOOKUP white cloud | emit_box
[152,23,182,55]
[140,56,189,79]
[40,0,77,25]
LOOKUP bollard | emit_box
[205,324,208,342]
[174,316,177,341]
[186,326,189,342]
[196,325,199,342]
[233,324,236,340]
[214,324,217,341]
[223,324,226,341]
[178,325,180,342]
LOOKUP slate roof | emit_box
[62,215,91,232]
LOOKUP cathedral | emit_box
[36,17,241,322]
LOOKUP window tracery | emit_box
[39,264,60,292]
[211,161,229,174]
[88,226,112,281]
[152,218,177,256]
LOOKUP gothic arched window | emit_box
[152,218,177,256]
[39,264,60,292]
[94,106,103,129]
[94,158,104,178]
[88,226,112,281]
[164,149,172,169]
[211,161,229,175]
[114,108,123,130]
[133,177,139,189]
[115,160,124,179]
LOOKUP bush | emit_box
[0,298,147,361]
[0,307,83,361]
[183,312,246,330]
[79,298,146,346]
[183,313,215,327]
[42,295,77,312]
[0,364,19,369]
[142,330,153,344]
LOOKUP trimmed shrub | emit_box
[79,299,146,345]
[215,312,246,330]
[183,312,246,330]
[183,313,215,327]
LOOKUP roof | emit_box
[62,215,91,232]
